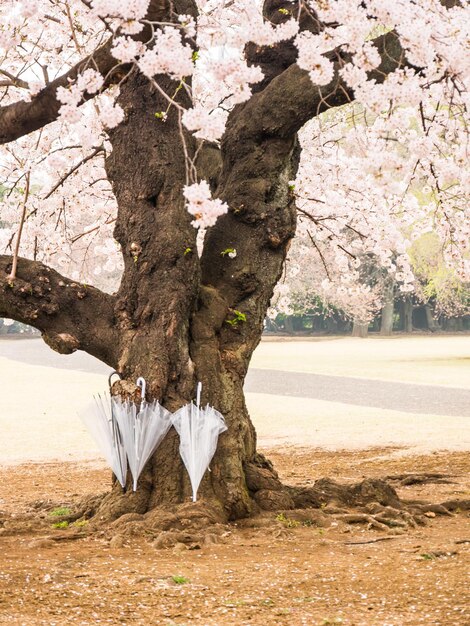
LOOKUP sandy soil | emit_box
[247,393,469,452]
[0,448,468,626]
[253,335,470,388]
[0,336,468,625]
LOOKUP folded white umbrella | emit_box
[171,382,227,501]
[79,392,128,489]
[113,377,172,491]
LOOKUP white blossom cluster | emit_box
[279,92,470,322]
[183,180,228,229]
[0,0,468,296]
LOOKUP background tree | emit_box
[0,0,468,522]
[409,232,470,326]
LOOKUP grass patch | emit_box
[49,507,71,517]
[275,513,300,528]
[172,575,189,585]
[52,521,69,529]
[72,520,88,528]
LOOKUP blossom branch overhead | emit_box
[0,0,468,306]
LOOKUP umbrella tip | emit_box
[109,371,121,389]
[136,377,146,401]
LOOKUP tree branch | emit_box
[0,69,30,90]
[235,30,409,144]
[0,40,118,145]
[0,255,118,366]
[0,0,183,145]
[8,171,31,281]
[43,146,105,199]
[196,31,410,372]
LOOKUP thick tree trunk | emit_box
[380,280,395,336]
[88,24,298,520]
[402,297,413,333]
[92,73,234,520]
[1,0,466,532]
[352,320,368,338]
[424,304,440,332]
[444,317,464,331]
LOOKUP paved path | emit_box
[0,337,109,374]
[2,338,470,417]
[245,369,470,417]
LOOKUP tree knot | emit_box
[42,332,80,354]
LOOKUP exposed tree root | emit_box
[43,532,88,542]
[288,477,403,510]
[242,462,468,539]
[21,463,467,549]
[345,537,397,545]
[440,499,470,511]
[385,473,455,486]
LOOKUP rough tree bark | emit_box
[402,297,414,333]
[424,304,440,332]
[1,0,454,527]
[380,279,395,336]
[352,321,369,338]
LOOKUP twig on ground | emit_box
[345,537,397,545]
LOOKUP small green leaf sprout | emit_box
[275,513,300,528]
[172,575,190,584]
[220,248,237,258]
[50,507,72,516]
[155,81,186,122]
[52,521,69,529]
[72,519,89,528]
[226,309,246,326]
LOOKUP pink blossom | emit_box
[59,104,82,124]
[183,181,228,229]
[111,37,144,64]
[29,80,44,96]
[296,32,335,86]
[182,105,227,142]
[178,14,196,38]
[138,28,194,80]
[77,69,104,94]
[91,0,150,23]
[98,99,125,129]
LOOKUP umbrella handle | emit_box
[108,371,121,390]
[196,381,202,409]
[136,377,146,402]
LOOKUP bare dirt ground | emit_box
[0,447,468,626]
[0,335,468,625]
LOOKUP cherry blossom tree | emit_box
[410,232,470,323]
[1,0,469,521]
